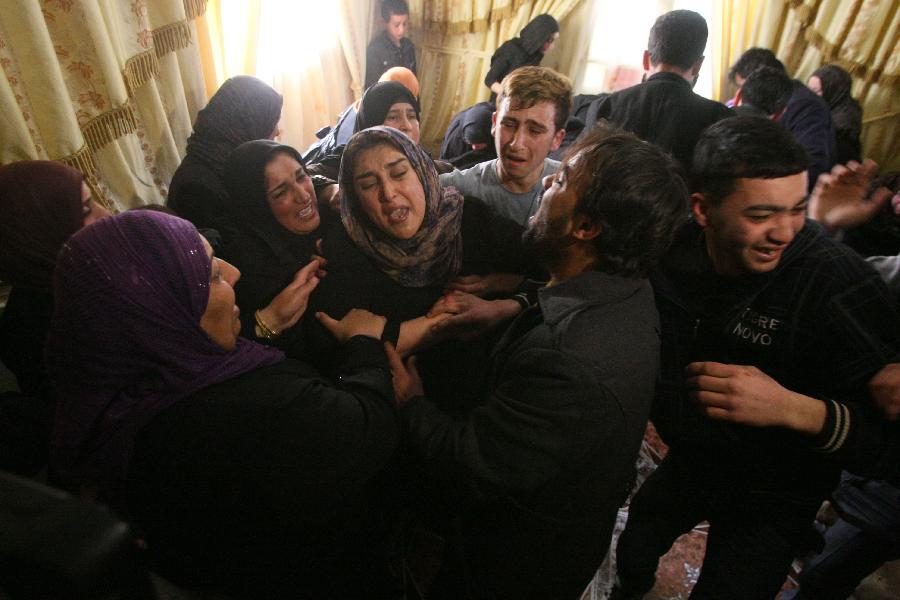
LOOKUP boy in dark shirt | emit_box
[365,0,417,89]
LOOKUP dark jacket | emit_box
[583,71,733,171]
[651,219,900,501]
[780,80,837,191]
[127,340,399,599]
[400,272,661,599]
[365,31,416,89]
[0,287,55,475]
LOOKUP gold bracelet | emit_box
[254,310,280,340]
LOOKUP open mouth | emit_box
[387,206,409,224]
[296,201,316,220]
[753,247,782,261]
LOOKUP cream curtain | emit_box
[711,0,899,171]
[407,0,585,152]
[0,0,208,210]
[197,0,376,153]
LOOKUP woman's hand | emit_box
[257,258,324,333]
[316,308,387,342]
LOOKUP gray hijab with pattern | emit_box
[339,126,463,287]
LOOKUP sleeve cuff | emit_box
[811,399,852,453]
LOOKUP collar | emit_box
[645,71,692,87]
[538,271,647,326]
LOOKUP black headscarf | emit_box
[186,76,283,175]
[811,64,862,141]
[354,81,420,134]
[223,140,319,265]
[519,14,559,55]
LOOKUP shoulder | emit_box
[440,160,495,189]
[542,273,659,356]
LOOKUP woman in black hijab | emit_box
[484,14,560,101]
[219,140,332,357]
[167,76,283,239]
[808,64,863,164]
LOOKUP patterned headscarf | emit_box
[339,126,463,287]
[186,75,283,175]
[0,161,85,292]
[47,211,284,496]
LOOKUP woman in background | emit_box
[484,14,560,101]
[808,64,863,165]
[0,161,108,475]
[167,75,283,240]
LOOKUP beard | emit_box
[522,212,575,272]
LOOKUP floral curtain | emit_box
[406,0,585,151]
[713,0,899,171]
[0,0,209,210]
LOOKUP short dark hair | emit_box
[564,128,688,277]
[740,66,792,115]
[498,66,572,131]
[647,10,708,71]
[381,0,409,20]
[728,47,785,84]
[692,116,810,204]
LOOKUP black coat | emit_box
[365,31,417,89]
[583,72,733,171]
[127,343,400,599]
[400,272,661,599]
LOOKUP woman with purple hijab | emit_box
[46,211,400,598]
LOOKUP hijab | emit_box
[519,14,559,55]
[223,140,320,265]
[354,81,420,134]
[811,64,862,139]
[0,161,85,293]
[186,76,283,175]
[339,127,464,287]
[47,211,283,494]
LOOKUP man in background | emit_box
[581,9,733,171]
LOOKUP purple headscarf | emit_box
[0,161,85,292]
[47,211,284,496]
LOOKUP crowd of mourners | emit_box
[1,2,899,599]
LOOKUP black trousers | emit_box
[616,453,820,600]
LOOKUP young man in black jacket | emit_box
[386,130,688,600]
[611,116,900,600]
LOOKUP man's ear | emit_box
[691,56,705,78]
[551,127,565,151]
[642,50,651,71]
[490,111,497,137]
[571,212,601,241]
[691,192,711,227]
